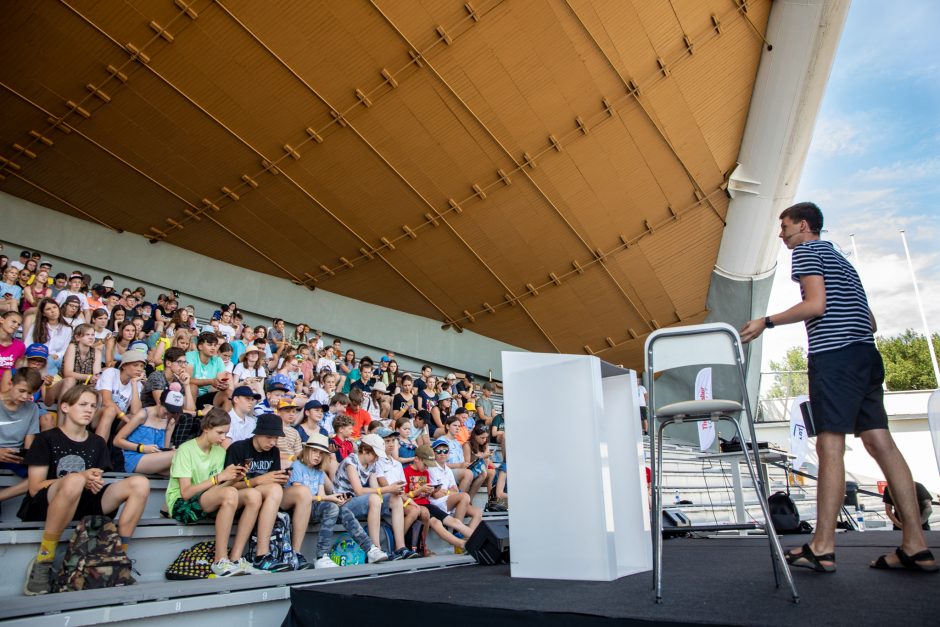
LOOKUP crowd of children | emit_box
[0,251,506,595]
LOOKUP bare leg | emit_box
[100,476,150,538]
[452,468,471,492]
[468,471,487,501]
[860,429,935,567]
[41,474,85,540]
[253,483,283,556]
[199,486,240,563]
[793,431,843,568]
[131,451,176,475]
[367,493,383,547]
[448,492,471,522]
[231,489,262,561]
[465,504,482,533]
[93,405,120,440]
[389,495,405,549]
[431,518,466,548]
[0,478,29,502]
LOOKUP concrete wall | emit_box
[0,191,522,379]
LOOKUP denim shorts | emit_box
[343,493,392,519]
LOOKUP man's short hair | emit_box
[482,382,494,392]
[359,356,374,368]
[54,272,67,281]
[196,331,219,346]
[12,368,42,392]
[421,364,432,372]
[348,387,364,405]
[779,202,823,234]
[444,415,461,426]
[332,414,354,432]
[330,392,349,406]
[164,347,186,364]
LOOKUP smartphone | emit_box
[17,448,29,457]
[243,457,254,467]
[341,491,355,500]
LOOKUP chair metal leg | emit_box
[654,418,669,603]
[731,417,800,604]
[649,418,658,592]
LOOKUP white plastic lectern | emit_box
[501,351,651,581]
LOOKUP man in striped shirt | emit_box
[741,202,936,575]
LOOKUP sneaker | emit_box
[211,558,242,578]
[232,557,261,575]
[293,552,314,571]
[366,546,388,564]
[24,557,53,596]
[388,547,407,561]
[406,548,422,559]
[253,553,292,573]
[315,555,339,569]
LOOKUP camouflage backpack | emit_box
[54,515,136,592]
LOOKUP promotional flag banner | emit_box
[928,390,940,474]
[695,367,715,451]
[789,394,810,471]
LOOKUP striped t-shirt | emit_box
[790,239,874,354]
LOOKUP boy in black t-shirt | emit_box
[21,384,151,595]
[224,413,291,572]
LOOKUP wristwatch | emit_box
[764,316,775,329]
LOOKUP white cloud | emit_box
[854,157,940,182]
[809,117,870,157]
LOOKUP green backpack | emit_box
[54,515,136,592]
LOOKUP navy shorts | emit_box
[808,342,888,436]
[18,483,116,522]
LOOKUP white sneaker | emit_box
[315,555,339,569]
[211,559,242,577]
[367,546,388,564]
[235,557,266,575]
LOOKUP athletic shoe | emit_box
[24,557,53,596]
[211,558,242,577]
[233,557,261,575]
[293,552,314,571]
[366,546,389,563]
[253,553,292,573]
[406,548,422,559]
[315,555,339,569]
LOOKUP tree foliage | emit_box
[766,346,808,398]
[877,330,940,391]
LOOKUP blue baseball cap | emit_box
[303,399,326,412]
[431,438,449,450]
[25,344,49,361]
[232,385,261,400]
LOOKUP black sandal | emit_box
[871,548,939,573]
[785,543,836,573]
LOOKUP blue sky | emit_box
[763,0,940,369]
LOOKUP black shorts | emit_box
[426,503,450,522]
[18,483,116,522]
[808,342,889,436]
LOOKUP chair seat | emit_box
[655,399,743,418]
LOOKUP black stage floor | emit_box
[284,531,940,627]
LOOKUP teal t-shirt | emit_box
[185,350,224,396]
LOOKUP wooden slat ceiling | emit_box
[0,0,770,370]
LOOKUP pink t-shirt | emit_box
[0,339,26,377]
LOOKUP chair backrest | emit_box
[644,322,743,374]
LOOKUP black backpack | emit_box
[768,491,807,534]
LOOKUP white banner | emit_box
[695,367,715,451]
[928,390,940,475]
[789,394,810,471]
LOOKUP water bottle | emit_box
[855,504,866,532]
[674,490,680,505]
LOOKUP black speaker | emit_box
[465,520,510,565]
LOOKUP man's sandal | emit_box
[870,548,939,573]
[785,543,836,573]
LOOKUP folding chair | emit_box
[645,322,798,604]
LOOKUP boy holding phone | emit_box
[224,413,291,572]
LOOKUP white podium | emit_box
[502,352,651,581]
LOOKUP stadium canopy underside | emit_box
[0,0,772,371]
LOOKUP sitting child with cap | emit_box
[428,437,482,537]
[224,413,292,572]
[114,374,195,475]
[276,398,303,467]
[223,385,261,449]
[289,432,388,568]
[334,432,415,560]
[404,444,472,552]
[94,348,147,440]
